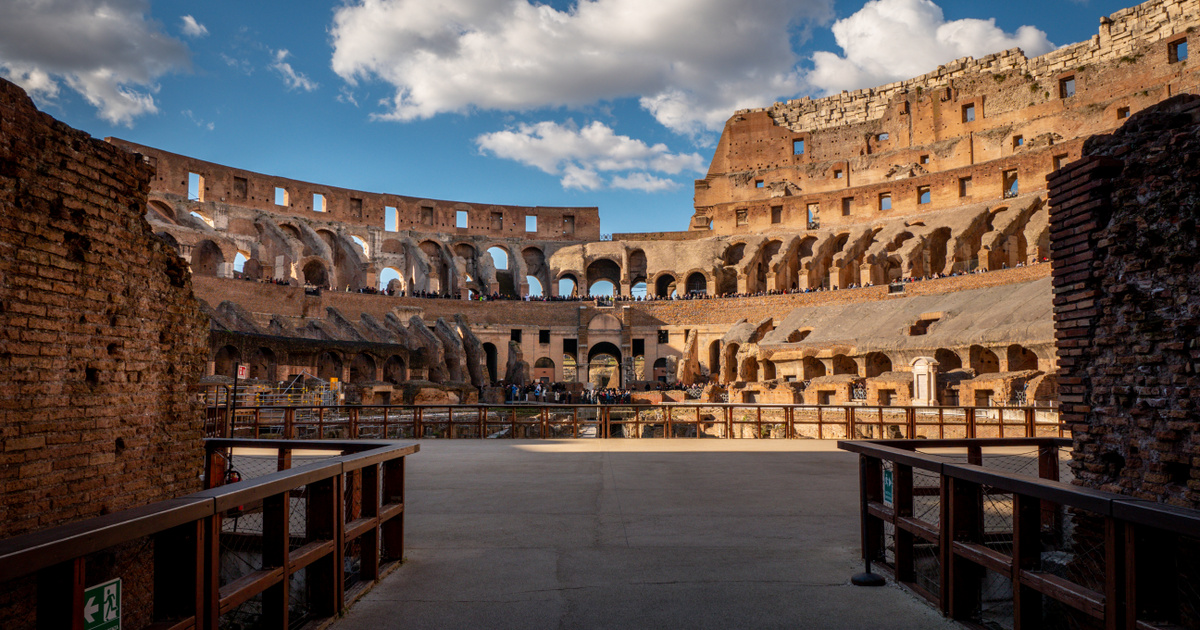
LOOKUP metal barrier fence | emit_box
[0,439,417,630]
[838,438,1200,629]
[206,403,1066,440]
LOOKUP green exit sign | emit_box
[83,578,120,630]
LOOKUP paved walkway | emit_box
[334,440,957,630]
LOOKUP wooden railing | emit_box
[838,438,1200,629]
[205,403,1066,440]
[0,439,417,630]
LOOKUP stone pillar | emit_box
[797,269,812,290]
[910,357,939,406]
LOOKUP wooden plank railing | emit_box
[839,438,1200,629]
[0,439,417,630]
[204,403,1066,440]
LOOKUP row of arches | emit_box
[212,345,408,384]
[710,342,1042,385]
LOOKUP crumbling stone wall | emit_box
[1049,95,1200,508]
[0,78,209,538]
[695,0,1199,236]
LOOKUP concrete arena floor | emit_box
[332,440,958,630]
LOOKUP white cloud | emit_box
[271,49,318,92]
[330,0,833,136]
[337,87,359,107]
[182,109,214,130]
[476,120,704,191]
[611,172,678,192]
[807,0,1055,94]
[0,0,189,126]
[181,15,208,38]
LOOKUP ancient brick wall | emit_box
[0,79,210,538]
[1049,95,1200,508]
[109,138,601,240]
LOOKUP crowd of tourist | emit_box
[502,380,701,405]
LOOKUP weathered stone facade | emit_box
[1049,95,1200,508]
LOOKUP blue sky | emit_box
[1,0,1133,235]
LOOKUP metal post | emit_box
[852,455,886,587]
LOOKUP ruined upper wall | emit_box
[0,80,210,538]
[107,138,601,241]
[694,0,1200,235]
[762,0,1198,133]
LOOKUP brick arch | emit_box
[192,239,225,277]
[652,271,678,297]
[299,256,330,287]
[146,199,176,223]
[683,268,710,295]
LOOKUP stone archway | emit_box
[587,341,622,388]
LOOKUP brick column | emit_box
[1046,157,1121,444]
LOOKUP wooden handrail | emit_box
[838,438,1200,628]
[0,439,419,629]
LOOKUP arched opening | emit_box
[655,274,677,298]
[487,246,516,297]
[1007,344,1039,371]
[832,354,858,375]
[758,240,783,291]
[349,353,377,384]
[214,345,240,378]
[303,260,329,287]
[653,357,668,382]
[420,240,450,295]
[763,360,777,380]
[686,272,707,295]
[628,249,647,285]
[317,351,343,381]
[741,356,759,382]
[383,355,407,385]
[249,347,276,381]
[526,276,543,297]
[708,340,721,377]
[193,240,224,277]
[589,280,615,297]
[379,267,403,293]
[522,247,548,296]
[482,343,498,383]
[190,210,214,228]
[864,352,892,378]
[970,345,1000,374]
[488,246,510,270]
[935,348,962,371]
[147,200,176,223]
[587,342,622,388]
[351,235,369,257]
[558,275,578,298]
[926,227,952,276]
[563,353,578,382]
[631,281,647,298]
[803,356,826,380]
[233,251,249,273]
[586,259,621,295]
[722,343,740,382]
[533,356,555,382]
